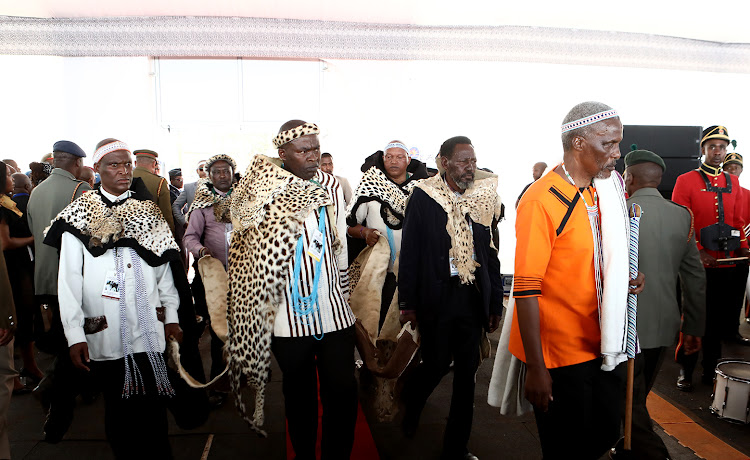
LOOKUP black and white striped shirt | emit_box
[273,170,354,337]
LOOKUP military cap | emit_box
[133,149,159,159]
[701,125,730,146]
[624,149,666,172]
[724,152,743,167]
[52,140,86,158]
[168,168,182,179]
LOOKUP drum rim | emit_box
[715,360,750,384]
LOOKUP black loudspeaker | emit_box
[620,125,702,158]
[616,125,703,199]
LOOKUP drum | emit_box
[709,360,750,424]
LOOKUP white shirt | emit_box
[57,199,180,361]
[354,201,402,273]
[273,171,355,337]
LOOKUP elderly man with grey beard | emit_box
[399,135,503,460]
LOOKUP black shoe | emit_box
[207,390,227,409]
[734,333,750,345]
[43,403,74,443]
[676,370,692,392]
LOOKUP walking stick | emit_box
[624,358,634,450]
[624,203,642,452]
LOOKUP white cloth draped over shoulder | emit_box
[488,171,631,415]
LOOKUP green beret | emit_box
[624,149,666,172]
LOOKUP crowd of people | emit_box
[0,100,746,460]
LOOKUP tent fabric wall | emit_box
[1,16,749,73]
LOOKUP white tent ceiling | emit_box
[2,0,749,44]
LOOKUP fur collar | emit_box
[43,178,180,267]
[188,178,233,223]
[345,166,419,230]
[415,173,502,284]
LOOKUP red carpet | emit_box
[285,376,380,459]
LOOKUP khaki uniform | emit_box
[27,168,91,296]
[133,166,175,235]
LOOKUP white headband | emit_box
[384,142,409,155]
[561,110,619,134]
[93,141,131,164]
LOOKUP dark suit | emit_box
[399,186,502,457]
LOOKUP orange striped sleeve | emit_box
[514,198,555,298]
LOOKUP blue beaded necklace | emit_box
[290,206,327,339]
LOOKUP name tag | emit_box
[307,229,324,262]
[102,271,120,299]
[449,257,459,276]
[731,230,741,237]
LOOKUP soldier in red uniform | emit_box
[671,125,749,390]
[721,152,750,342]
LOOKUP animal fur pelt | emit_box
[414,170,502,284]
[43,178,180,266]
[345,166,419,230]
[348,235,419,421]
[226,154,339,436]
[197,255,229,343]
[188,178,232,223]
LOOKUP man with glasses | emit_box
[172,160,207,231]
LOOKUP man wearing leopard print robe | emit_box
[227,120,356,457]
[44,139,185,459]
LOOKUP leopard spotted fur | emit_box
[226,155,335,436]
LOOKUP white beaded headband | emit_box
[384,142,410,155]
[561,110,619,134]
[273,123,320,148]
[93,141,131,164]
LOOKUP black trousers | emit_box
[679,264,748,379]
[89,353,172,460]
[272,325,358,460]
[403,279,483,458]
[614,347,669,459]
[533,358,626,460]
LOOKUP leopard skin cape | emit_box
[43,178,180,266]
[345,166,418,230]
[226,154,341,436]
[187,178,232,223]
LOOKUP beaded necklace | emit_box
[560,161,604,309]
[290,206,327,340]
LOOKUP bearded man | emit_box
[226,120,357,459]
[508,102,644,460]
[398,136,503,460]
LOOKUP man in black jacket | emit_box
[399,136,503,460]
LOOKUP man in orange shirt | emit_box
[511,101,644,459]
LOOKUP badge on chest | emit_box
[102,271,121,299]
